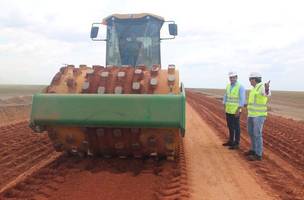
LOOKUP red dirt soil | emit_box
[187,90,304,200]
[0,123,189,200]
[185,104,274,200]
[0,121,54,189]
[0,106,30,126]
[0,91,304,200]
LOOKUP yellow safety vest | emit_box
[225,83,241,114]
[248,82,268,117]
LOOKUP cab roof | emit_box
[102,13,164,24]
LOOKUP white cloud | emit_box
[0,0,304,90]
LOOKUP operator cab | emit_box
[90,13,177,67]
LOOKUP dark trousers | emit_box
[225,113,240,145]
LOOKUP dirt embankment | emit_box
[187,90,304,200]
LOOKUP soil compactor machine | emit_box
[30,13,185,160]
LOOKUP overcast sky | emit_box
[0,0,304,91]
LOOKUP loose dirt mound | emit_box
[0,96,32,106]
[0,95,32,126]
[187,90,304,200]
[0,106,30,126]
[0,96,32,126]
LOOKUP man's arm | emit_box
[235,85,245,116]
[223,92,227,104]
[239,85,246,107]
[223,91,227,113]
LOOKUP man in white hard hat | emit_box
[222,71,246,150]
[245,72,271,161]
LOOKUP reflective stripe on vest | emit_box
[225,83,241,114]
[248,82,268,117]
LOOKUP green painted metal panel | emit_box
[30,85,186,133]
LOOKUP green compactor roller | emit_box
[30,13,185,160]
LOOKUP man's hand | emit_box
[265,80,270,94]
[235,108,242,117]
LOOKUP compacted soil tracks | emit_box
[0,122,189,200]
[0,121,55,193]
[187,90,304,200]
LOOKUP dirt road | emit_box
[187,90,304,200]
[185,104,274,200]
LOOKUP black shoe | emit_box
[244,150,255,156]
[222,141,233,146]
[256,155,262,161]
[229,144,239,150]
[247,154,262,161]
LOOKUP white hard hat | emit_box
[249,72,262,78]
[228,71,237,77]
